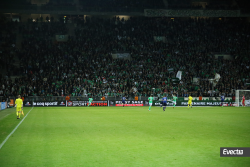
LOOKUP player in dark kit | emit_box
[122,96,127,107]
[162,95,167,111]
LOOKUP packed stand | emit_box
[0,17,250,100]
[0,19,18,78]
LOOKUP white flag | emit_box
[214,73,220,82]
[176,71,182,80]
[213,73,220,86]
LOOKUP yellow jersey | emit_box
[188,96,193,102]
[15,98,23,107]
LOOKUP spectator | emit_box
[0,17,249,99]
[65,94,70,101]
[199,94,202,101]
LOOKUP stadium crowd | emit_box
[0,16,250,99]
[0,20,17,78]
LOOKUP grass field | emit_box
[0,106,250,167]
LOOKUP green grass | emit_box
[0,106,250,167]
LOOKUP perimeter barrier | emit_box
[22,100,236,107]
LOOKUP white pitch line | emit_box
[0,107,34,150]
[0,113,11,120]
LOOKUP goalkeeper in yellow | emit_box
[188,94,193,108]
[15,95,23,119]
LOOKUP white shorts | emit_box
[89,102,92,105]
[173,101,176,105]
[149,103,152,106]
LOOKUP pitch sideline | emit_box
[0,107,34,150]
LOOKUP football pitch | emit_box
[0,106,250,167]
